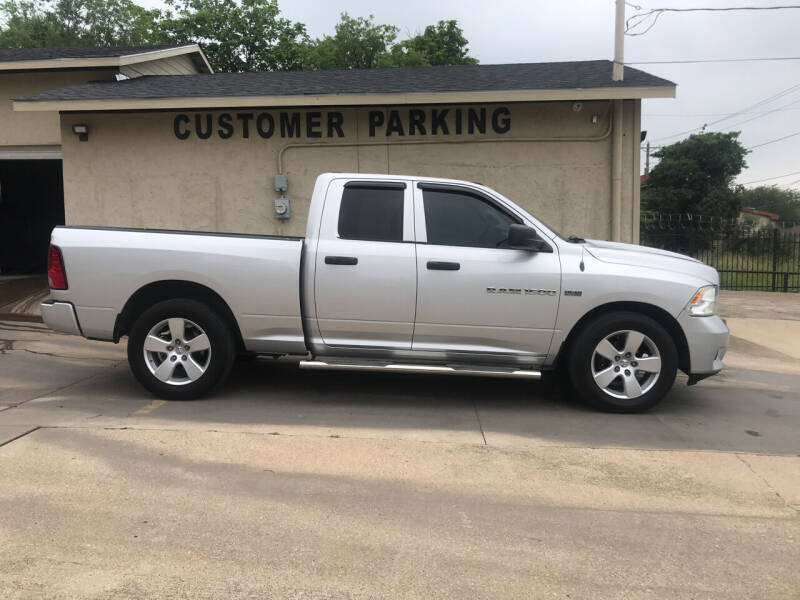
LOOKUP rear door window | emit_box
[338,185,404,242]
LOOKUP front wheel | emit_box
[568,311,677,413]
[127,298,235,400]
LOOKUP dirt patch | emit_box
[719,290,800,321]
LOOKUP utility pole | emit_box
[613,0,625,81]
[645,141,650,174]
[610,0,626,240]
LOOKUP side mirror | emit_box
[508,224,551,252]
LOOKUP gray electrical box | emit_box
[274,197,290,219]
[273,174,288,192]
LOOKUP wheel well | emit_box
[113,280,244,350]
[557,301,690,374]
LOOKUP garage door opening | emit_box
[0,159,64,274]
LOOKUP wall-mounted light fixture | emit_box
[72,124,89,142]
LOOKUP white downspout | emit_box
[611,0,625,240]
[611,100,623,242]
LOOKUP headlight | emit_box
[687,285,717,317]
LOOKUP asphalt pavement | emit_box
[0,316,798,599]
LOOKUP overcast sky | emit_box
[145,0,800,187]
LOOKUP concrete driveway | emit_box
[1,319,798,599]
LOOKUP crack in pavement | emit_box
[20,348,120,362]
[736,453,799,516]
[0,426,40,448]
[0,370,113,413]
[471,398,487,445]
[8,424,799,523]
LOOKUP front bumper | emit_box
[677,311,729,380]
[40,300,82,336]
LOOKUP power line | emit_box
[724,98,800,130]
[739,169,800,185]
[646,98,800,141]
[626,5,800,36]
[747,129,800,150]
[650,81,800,143]
[628,56,800,64]
[646,130,800,159]
[645,108,800,118]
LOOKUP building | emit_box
[739,207,779,229]
[4,46,675,277]
[0,45,211,274]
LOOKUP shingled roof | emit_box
[0,44,212,73]
[0,45,181,62]
[14,60,675,110]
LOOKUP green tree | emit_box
[0,1,478,73]
[0,0,163,46]
[737,185,800,221]
[302,13,397,70]
[643,132,748,218]
[160,0,308,72]
[303,14,478,70]
[383,20,478,67]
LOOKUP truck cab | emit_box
[304,174,561,364]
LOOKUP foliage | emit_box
[0,0,164,46]
[302,13,397,70]
[642,132,748,219]
[160,0,307,72]
[0,1,477,72]
[736,185,800,222]
[379,20,479,67]
[302,15,478,70]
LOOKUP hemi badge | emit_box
[564,290,583,297]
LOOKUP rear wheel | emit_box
[127,298,235,400]
[568,311,677,413]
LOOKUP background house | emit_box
[739,207,779,229]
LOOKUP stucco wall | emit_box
[1,70,116,146]
[60,100,640,241]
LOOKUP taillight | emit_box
[47,245,68,290]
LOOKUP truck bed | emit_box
[49,226,307,353]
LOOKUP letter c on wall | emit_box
[174,114,191,140]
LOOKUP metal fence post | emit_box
[771,228,779,291]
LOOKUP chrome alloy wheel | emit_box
[590,329,661,399]
[142,318,212,386]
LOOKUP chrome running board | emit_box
[299,360,541,380]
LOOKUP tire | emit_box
[567,311,677,413]
[127,298,236,400]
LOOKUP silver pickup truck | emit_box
[42,173,728,412]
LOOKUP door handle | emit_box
[325,256,358,265]
[427,261,460,271]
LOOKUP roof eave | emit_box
[0,44,212,73]
[13,84,676,112]
[117,44,213,74]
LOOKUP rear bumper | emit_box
[678,311,729,380]
[40,300,82,336]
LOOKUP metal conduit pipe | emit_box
[276,104,615,174]
[610,99,624,242]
